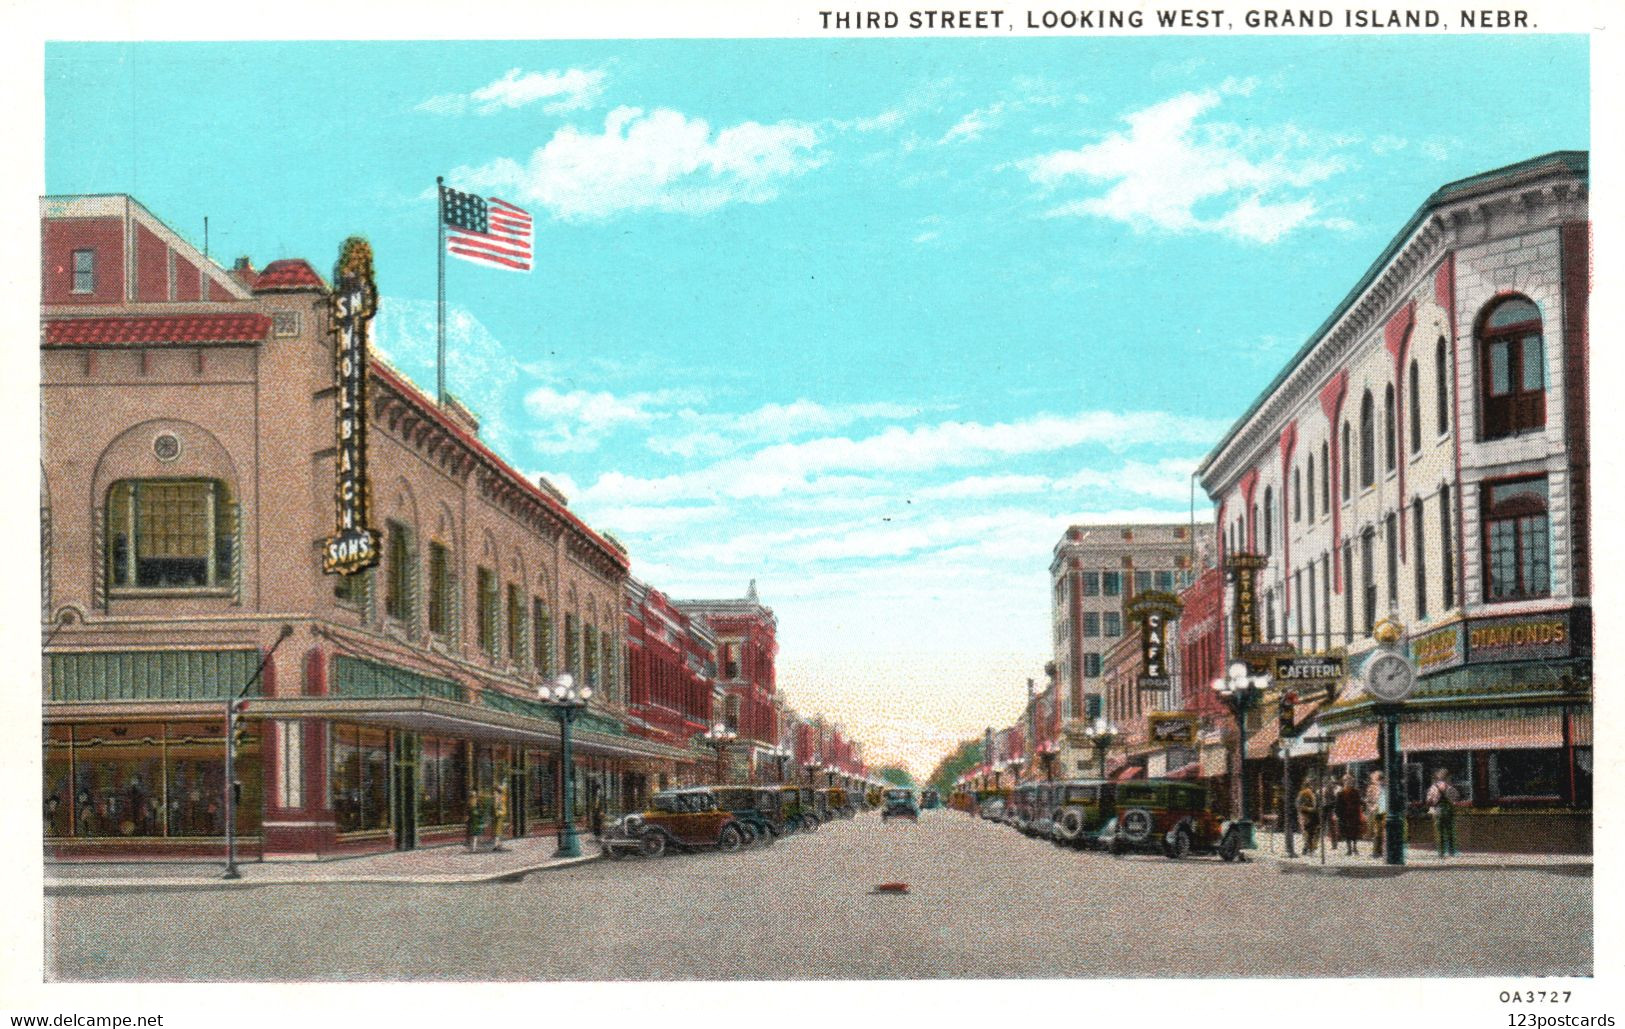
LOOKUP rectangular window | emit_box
[1491,749,1562,802]
[1083,612,1100,637]
[1414,501,1428,620]
[427,542,451,636]
[476,567,499,658]
[106,479,234,590]
[1154,570,1174,592]
[1361,532,1377,634]
[584,624,599,687]
[72,249,95,293]
[533,598,552,675]
[1342,543,1354,644]
[722,641,740,680]
[1102,572,1122,597]
[272,311,301,337]
[1103,612,1121,637]
[1307,564,1318,652]
[565,614,580,674]
[1083,653,1102,678]
[1440,488,1456,609]
[506,583,524,664]
[1386,513,1399,610]
[1082,572,1100,597]
[1133,571,1151,594]
[385,521,411,622]
[1293,569,1304,647]
[278,721,303,810]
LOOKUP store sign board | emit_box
[323,237,381,576]
[1128,591,1182,693]
[1272,654,1346,684]
[1226,553,1266,653]
[1411,622,1465,672]
[1148,713,1198,746]
[1465,611,1582,664]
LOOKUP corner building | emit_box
[1196,152,1590,852]
[41,195,691,859]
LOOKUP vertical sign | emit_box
[323,237,381,575]
[1226,554,1266,655]
[1126,591,1183,691]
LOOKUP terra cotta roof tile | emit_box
[44,313,272,345]
[252,259,326,292]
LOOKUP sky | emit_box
[44,35,1587,776]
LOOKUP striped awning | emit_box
[1327,710,1590,763]
[1199,744,1231,778]
[1329,726,1379,765]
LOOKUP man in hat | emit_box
[1365,771,1387,859]
[1426,768,1462,857]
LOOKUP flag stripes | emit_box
[439,183,533,273]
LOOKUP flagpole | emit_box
[436,175,446,407]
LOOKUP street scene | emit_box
[27,15,1599,1000]
[46,809,1590,980]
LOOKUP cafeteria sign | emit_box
[1127,591,1182,691]
[1271,653,1346,687]
[322,237,381,576]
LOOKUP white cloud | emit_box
[649,399,923,459]
[917,474,1049,500]
[1024,81,1351,243]
[455,106,822,220]
[418,67,606,117]
[369,298,518,446]
[1052,457,1200,503]
[940,102,1006,144]
[522,385,693,454]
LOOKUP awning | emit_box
[1329,726,1379,765]
[1199,743,1231,778]
[1401,711,1577,752]
[1166,761,1201,780]
[1110,765,1144,781]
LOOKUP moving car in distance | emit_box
[881,788,920,822]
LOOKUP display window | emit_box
[329,724,392,833]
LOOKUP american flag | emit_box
[439,183,533,272]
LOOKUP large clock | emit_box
[1364,651,1418,703]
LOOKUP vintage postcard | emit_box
[7,0,1618,1023]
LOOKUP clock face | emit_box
[1365,652,1417,702]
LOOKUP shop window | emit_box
[1102,572,1121,597]
[1409,358,1423,454]
[418,736,468,828]
[506,583,525,664]
[427,542,452,636]
[1404,751,1473,808]
[1440,487,1456,609]
[1478,296,1546,440]
[330,724,392,834]
[1359,393,1375,488]
[1482,477,1550,601]
[1436,337,1451,437]
[1384,384,1397,473]
[1082,571,1100,597]
[476,567,499,659]
[384,520,412,622]
[532,598,553,675]
[106,479,236,591]
[1083,612,1100,637]
[1490,749,1562,802]
[1413,499,1428,620]
[72,249,95,293]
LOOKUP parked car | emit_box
[813,788,836,823]
[780,785,819,831]
[881,788,919,822]
[1049,779,1115,848]
[921,788,942,809]
[827,786,856,819]
[600,787,747,859]
[712,786,784,844]
[1100,779,1247,861]
[1027,783,1058,839]
[978,797,1005,820]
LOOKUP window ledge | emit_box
[108,587,233,599]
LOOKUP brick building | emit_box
[672,582,780,781]
[624,576,719,790]
[41,195,691,859]
[1196,152,1591,852]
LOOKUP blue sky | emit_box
[45,36,1587,772]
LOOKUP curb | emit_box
[1260,854,1592,877]
[45,851,603,896]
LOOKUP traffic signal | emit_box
[1278,690,1298,735]
[230,699,251,756]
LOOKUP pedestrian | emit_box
[1335,773,1364,855]
[1426,768,1461,857]
[1321,777,1340,850]
[1365,771,1387,860]
[1295,776,1319,855]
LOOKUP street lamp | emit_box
[766,745,791,784]
[1004,758,1024,788]
[1212,661,1269,828]
[702,722,738,784]
[538,671,592,859]
[223,623,294,880]
[1036,740,1060,782]
[1083,718,1121,779]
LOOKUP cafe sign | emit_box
[1147,712,1198,747]
[1271,653,1346,686]
[1127,591,1182,692]
[322,237,382,576]
[1226,553,1266,654]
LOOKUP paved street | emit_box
[46,810,1589,980]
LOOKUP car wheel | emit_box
[638,830,666,859]
[1120,808,1153,844]
[1169,827,1192,860]
[716,824,744,852]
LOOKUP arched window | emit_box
[1293,466,1302,522]
[1409,359,1423,454]
[1359,393,1376,488]
[1342,421,1352,499]
[1482,477,1550,601]
[1251,504,1260,552]
[1479,296,1545,439]
[1305,453,1315,522]
[1435,337,1451,436]
[1413,497,1428,620]
[1383,384,1397,472]
[1321,441,1330,511]
[1262,488,1272,555]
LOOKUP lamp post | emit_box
[1004,758,1024,788]
[1035,739,1059,782]
[702,722,738,784]
[1212,661,1268,832]
[1083,718,1120,779]
[538,671,592,859]
[767,745,791,784]
[223,623,294,880]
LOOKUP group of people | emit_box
[1292,768,1462,858]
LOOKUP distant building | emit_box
[624,577,719,790]
[673,581,779,780]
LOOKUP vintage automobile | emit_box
[881,787,919,822]
[1026,783,1058,839]
[1049,779,1115,848]
[827,786,856,819]
[1100,779,1248,861]
[600,787,747,859]
[1011,784,1042,833]
[779,785,819,831]
[712,786,784,844]
[920,788,942,810]
[813,788,836,823]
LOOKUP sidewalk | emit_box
[45,834,603,895]
[1249,830,1592,877]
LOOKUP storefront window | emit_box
[1491,749,1562,802]
[330,724,391,833]
[525,749,556,823]
[1403,751,1472,809]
